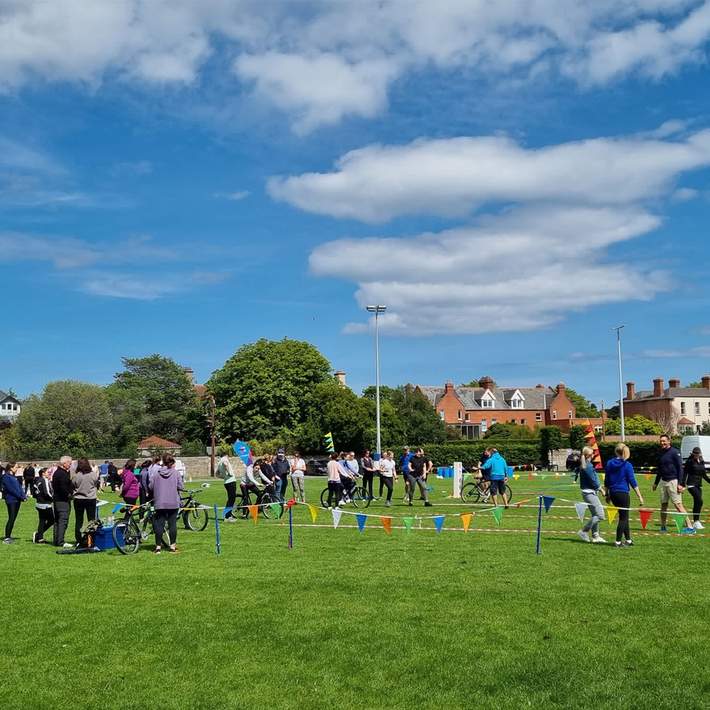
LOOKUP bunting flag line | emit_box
[356,513,367,532]
[111,503,123,515]
[491,507,503,526]
[575,502,588,523]
[403,517,414,532]
[381,516,392,535]
[323,432,335,453]
[331,508,342,529]
[248,504,259,524]
[433,515,445,533]
[672,512,685,533]
[542,495,555,513]
[270,503,282,518]
[639,509,653,530]
[307,504,318,524]
[606,504,618,525]
[460,512,473,532]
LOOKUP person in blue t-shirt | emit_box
[399,447,414,502]
[480,449,509,507]
[604,443,644,547]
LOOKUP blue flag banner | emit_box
[542,495,555,513]
[356,514,367,532]
[433,515,445,533]
[233,440,252,466]
[223,506,233,520]
[111,503,123,515]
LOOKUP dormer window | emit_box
[481,390,496,409]
[510,391,525,409]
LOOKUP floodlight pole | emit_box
[366,305,387,458]
[613,326,626,442]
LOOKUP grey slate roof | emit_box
[416,384,556,411]
[0,390,20,403]
[629,386,710,401]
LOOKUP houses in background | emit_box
[416,376,602,439]
[624,376,710,434]
[0,390,21,424]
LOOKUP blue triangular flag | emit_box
[542,495,555,513]
[433,515,445,533]
[111,503,123,514]
[233,440,252,466]
[356,514,367,532]
[223,506,233,520]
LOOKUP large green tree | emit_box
[389,385,447,445]
[565,387,599,418]
[106,354,205,449]
[604,415,661,435]
[12,380,114,459]
[207,338,332,441]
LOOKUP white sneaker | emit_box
[591,535,606,544]
[338,500,346,506]
[577,530,590,542]
[693,521,704,530]
[62,542,74,549]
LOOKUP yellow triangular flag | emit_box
[307,504,318,524]
[460,512,473,533]
[644,473,652,482]
[606,504,618,525]
[513,473,520,481]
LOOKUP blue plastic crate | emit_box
[94,524,118,551]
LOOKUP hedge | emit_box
[420,442,540,468]
[599,440,681,469]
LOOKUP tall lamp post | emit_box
[366,305,387,459]
[613,325,626,442]
[208,393,216,477]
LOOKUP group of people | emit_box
[575,435,708,547]
[0,455,185,554]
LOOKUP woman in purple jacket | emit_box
[120,459,140,507]
[148,454,184,554]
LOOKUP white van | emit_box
[680,435,710,466]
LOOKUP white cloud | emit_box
[270,129,710,222]
[2,2,710,130]
[214,190,250,201]
[640,346,710,358]
[310,205,668,335]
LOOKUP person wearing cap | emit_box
[681,446,710,530]
[273,449,290,501]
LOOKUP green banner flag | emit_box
[672,512,685,533]
[323,432,335,453]
[491,507,503,526]
[270,503,282,517]
[403,517,414,532]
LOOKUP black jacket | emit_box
[52,468,73,502]
[682,457,710,487]
[34,477,53,505]
[654,447,683,485]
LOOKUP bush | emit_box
[419,442,540,468]
[599,440,681,468]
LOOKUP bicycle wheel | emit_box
[350,486,371,509]
[320,487,331,508]
[183,503,209,531]
[504,485,513,504]
[460,482,481,503]
[233,493,249,519]
[113,519,140,555]
[261,492,284,519]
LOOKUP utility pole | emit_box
[366,304,387,459]
[613,325,626,442]
[208,393,216,477]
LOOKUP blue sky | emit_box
[3,1,710,406]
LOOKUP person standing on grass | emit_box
[653,434,695,534]
[52,455,73,548]
[326,452,342,508]
[360,450,377,500]
[406,448,433,507]
[107,460,120,492]
[604,444,644,548]
[149,454,184,554]
[32,468,54,544]
[72,458,100,545]
[290,451,306,503]
[273,449,290,501]
[120,459,140,508]
[681,447,710,530]
[1,462,26,543]
[399,447,413,503]
[217,453,237,522]
[480,448,509,508]
[378,451,397,506]
[22,463,36,495]
[575,446,606,544]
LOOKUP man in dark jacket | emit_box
[272,449,290,501]
[652,435,693,533]
[52,455,74,547]
[22,463,36,495]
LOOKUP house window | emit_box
[520,419,526,425]
[482,399,493,408]
[695,402,700,415]
[465,413,470,422]
[568,410,573,419]
[552,410,557,420]
[439,411,445,420]
[511,399,521,409]
[681,402,686,415]
[457,410,462,420]
[492,418,497,425]
[535,412,542,422]
[481,419,487,433]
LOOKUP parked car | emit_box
[305,457,328,476]
[680,435,710,467]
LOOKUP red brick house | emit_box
[416,377,598,439]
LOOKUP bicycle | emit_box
[112,503,169,555]
[180,483,210,531]
[234,483,284,519]
[319,480,371,509]
[460,476,513,504]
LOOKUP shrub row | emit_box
[599,440,681,469]
[420,442,541,468]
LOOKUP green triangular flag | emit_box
[491,507,503,526]
[403,517,414,532]
[270,503,282,517]
[672,512,685,533]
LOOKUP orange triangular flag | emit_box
[460,512,473,532]
[248,504,258,523]
[381,516,392,535]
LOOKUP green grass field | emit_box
[1,474,708,710]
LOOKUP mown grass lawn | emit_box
[1,474,708,710]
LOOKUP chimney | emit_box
[668,377,680,389]
[334,370,347,387]
[626,382,636,400]
[480,376,493,390]
[535,384,545,389]
[444,381,455,394]
[182,367,194,383]
[653,378,664,397]
[556,382,566,394]
[702,375,710,390]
